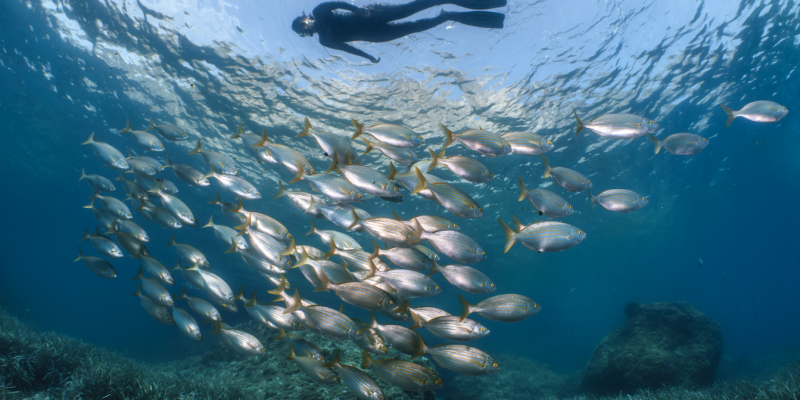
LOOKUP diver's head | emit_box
[292,13,315,37]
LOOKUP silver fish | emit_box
[352,119,424,147]
[314,270,396,311]
[147,117,189,141]
[376,269,441,298]
[459,293,541,322]
[720,101,788,127]
[125,154,160,175]
[428,149,493,183]
[362,137,419,164]
[286,346,339,384]
[249,127,315,174]
[109,219,148,242]
[362,351,443,392]
[88,189,132,220]
[412,337,501,376]
[273,181,327,218]
[208,192,246,224]
[108,228,149,258]
[648,133,709,155]
[79,169,115,192]
[367,311,421,355]
[355,213,422,246]
[131,267,174,307]
[293,250,356,285]
[173,262,205,291]
[290,163,364,204]
[131,171,161,193]
[173,307,202,341]
[80,226,124,258]
[410,314,489,342]
[236,217,290,269]
[187,263,237,312]
[440,125,511,157]
[501,131,554,155]
[211,322,266,355]
[156,178,179,194]
[499,217,585,253]
[391,211,458,233]
[188,139,238,175]
[540,155,592,192]
[202,216,249,249]
[232,246,287,276]
[115,171,150,202]
[228,199,290,242]
[329,154,402,200]
[81,133,129,170]
[316,203,372,232]
[73,249,117,279]
[420,229,486,264]
[175,286,220,322]
[275,329,325,360]
[118,119,164,152]
[409,306,451,322]
[132,285,174,325]
[371,240,430,271]
[412,168,483,218]
[325,350,384,400]
[284,300,362,341]
[390,162,444,201]
[135,201,183,229]
[574,109,659,139]
[204,166,261,200]
[132,251,174,285]
[231,124,276,165]
[167,234,209,267]
[589,189,648,212]
[517,176,574,218]
[149,183,198,227]
[306,220,362,250]
[429,260,495,294]
[164,155,210,187]
[298,117,359,163]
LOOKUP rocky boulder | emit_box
[581,301,723,395]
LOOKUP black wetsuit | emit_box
[312,0,467,63]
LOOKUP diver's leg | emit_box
[367,13,449,42]
[367,0,507,23]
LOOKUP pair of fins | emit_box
[448,0,507,29]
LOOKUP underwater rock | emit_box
[581,301,723,395]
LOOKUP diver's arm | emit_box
[312,2,363,15]
[319,37,380,63]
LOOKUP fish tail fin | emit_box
[498,218,516,253]
[132,284,142,297]
[517,175,527,201]
[297,117,312,137]
[81,132,95,145]
[439,124,455,149]
[79,169,87,182]
[427,259,441,277]
[361,137,374,155]
[427,148,439,172]
[540,154,551,178]
[364,258,377,280]
[175,286,187,300]
[305,220,316,236]
[235,285,244,301]
[202,165,216,181]
[131,266,144,281]
[285,345,296,361]
[573,107,584,137]
[511,215,523,233]
[323,349,341,369]
[171,258,182,271]
[202,215,214,228]
[720,105,736,128]
[345,209,360,231]
[267,277,287,295]
[390,211,402,221]
[188,139,202,155]
[274,329,286,341]
[80,227,90,242]
[247,291,258,308]
[231,122,243,140]
[411,167,428,195]
[118,119,131,134]
[233,214,252,232]
[458,293,473,322]
[164,154,173,169]
[292,249,310,269]
[361,350,373,369]
[73,248,84,263]
[208,191,221,205]
[323,238,338,259]
[394,300,409,314]
[147,117,156,131]
[386,161,398,181]
[167,233,177,246]
[279,237,296,257]
[282,289,302,314]
[253,128,270,148]
[350,119,363,140]
[312,270,330,292]
[588,189,596,209]
[210,321,222,335]
[408,218,424,244]
[325,150,339,174]
[82,199,95,210]
[410,336,428,360]
[115,171,126,181]
[368,311,379,330]
[369,239,381,259]
[88,187,100,200]
[289,162,305,184]
[223,241,240,256]
[409,310,423,330]
[230,197,246,213]
[647,134,662,154]
[273,181,287,200]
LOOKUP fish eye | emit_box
[481,251,485,256]
[333,377,338,381]
[381,346,387,351]
[480,327,485,332]
[310,169,315,173]
[547,140,552,145]
[641,197,646,200]
[356,330,362,335]
[394,187,398,191]
[417,135,422,139]
[453,224,457,228]
[357,193,362,197]
[649,120,654,124]
[434,286,440,291]
[389,300,395,304]
[478,207,483,212]
[578,230,583,234]
[492,363,498,367]
[702,138,707,141]
[489,172,493,176]
[534,303,540,308]
[782,106,787,110]
[435,380,442,384]
[490,283,495,287]
[569,205,573,209]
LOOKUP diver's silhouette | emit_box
[292,0,506,63]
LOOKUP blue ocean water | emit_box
[0,0,798,390]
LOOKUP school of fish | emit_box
[76,103,787,398]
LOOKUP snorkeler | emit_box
[292,0,507,63]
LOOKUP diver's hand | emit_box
[370,56,380,63]
[356,7,370,17]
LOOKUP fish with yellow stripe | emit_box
[458,293,540,322]
[573,108,659,139]
[647,133,708,155]
[540,155,592,192]
[517,175,574,218]
[412,336,501,376]
[325,350,385,400]
[498,216,585,253]
[361,351,444,392]
[351,119,424,147]
[439,125,511,157]
[412,167,483,218]
[589,189,648,212]
[427,149,494,183]
[719,101,788,127]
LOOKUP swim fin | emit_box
[453,0,507,10]
[448,11,505,29]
